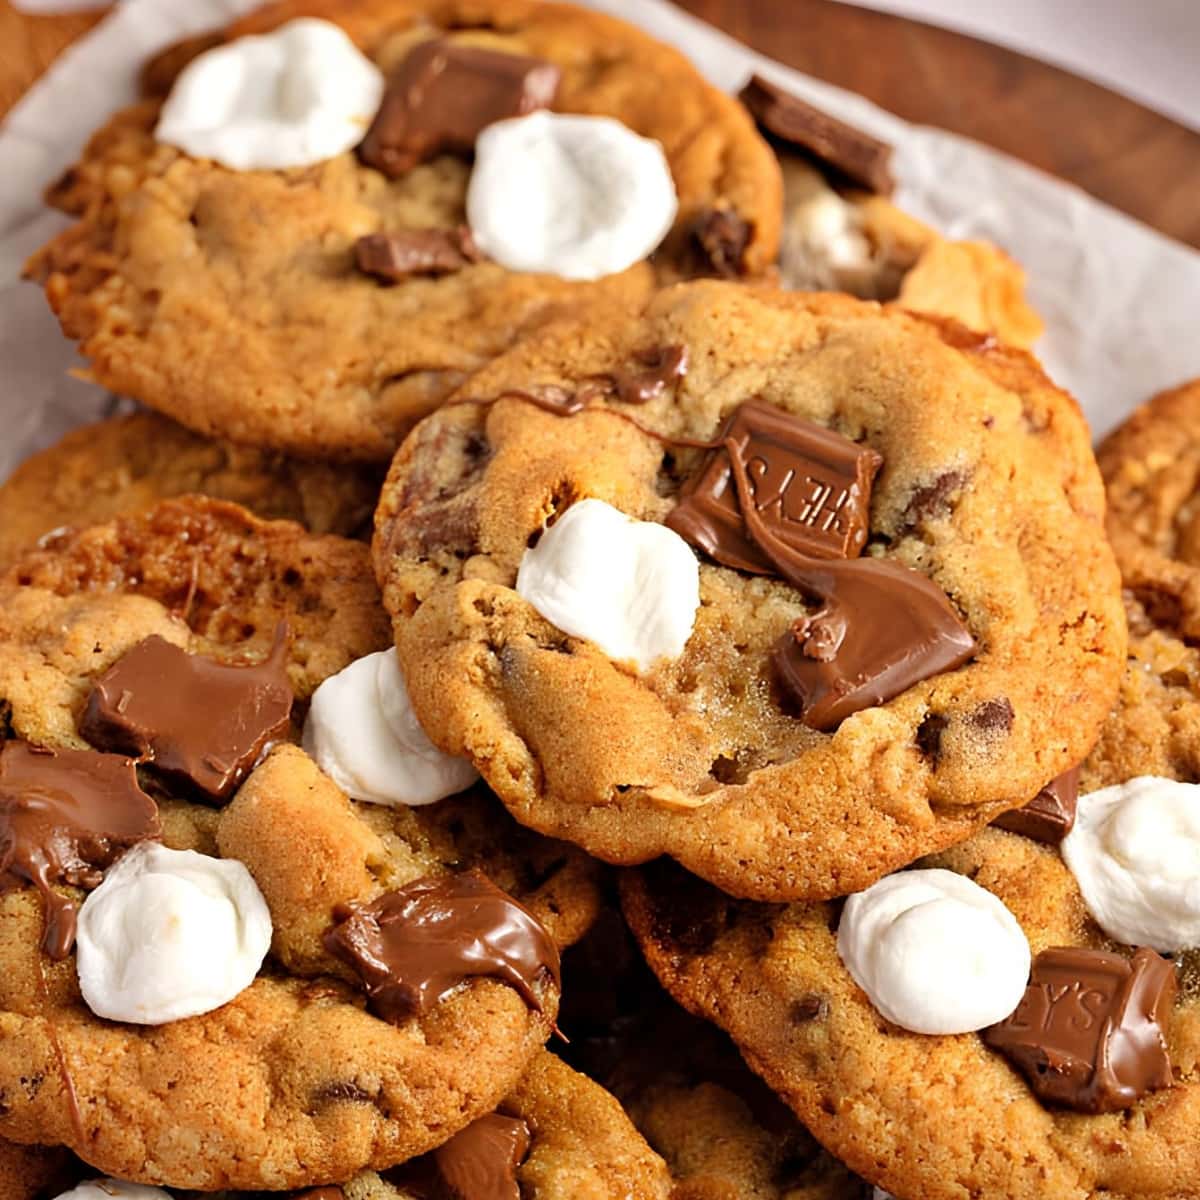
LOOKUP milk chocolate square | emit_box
[994,766,1080,843]
[666,401,882,574]
[359,39,561,178]
[984,946,1176,1113]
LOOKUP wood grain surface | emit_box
[1,0,1198,249]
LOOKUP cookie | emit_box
[558,911,869,1200]
[0,501,600,1189]
[26,0,782,461]
[375,280,1124,900]
[1098,378,1200,641]
[778,158,1043,351]
[0,1140,74,1200]
[621,823,1200,1200]
[0,411,383,570]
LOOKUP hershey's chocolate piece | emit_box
[738,74,895,195]
[324,871,560,1024]
[80,626,294,805]
[355,227,482,282]
[984,946,1176,1113]
[0,741,161,958]
[666,401,882,574]
[359,39,561,177]
[994,765,1081,843]
[599,344,689,406]
[688,208,753,277]
[713,428,974,729]
[388,1113,532,1200]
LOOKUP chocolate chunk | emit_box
[738,74,895,195]
[80,625,294,804]
[898,470,967,535]
[713,424,974,729]
[666,401,883,574]
[387,1112,532,1200]
[355,227,482,282]
[359,38,561,177]
[985,946,1176,1113]
[688,208,753,277]
[971,697,1014,734]
[994,766,1081,844]
[596,344,689,406]
[324,871,560,1024]
[0,741,161,958]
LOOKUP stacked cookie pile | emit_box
[1,1,1195,1198]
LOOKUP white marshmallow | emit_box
[1062,776,1200,952]
[516,498,699,670]
[53,1183,170,1200]
[303,649,478,807]
[155,19,384,171]
[466,112,678,280]
[837,868,1031,1035]
[76,843,271,1025]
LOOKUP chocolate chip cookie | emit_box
[375,280,1124,900]
[0,499,601,1188]
[26,0,782,461]
[0,1139,74,1200]
[621,825,1200,1200]
[0,411,382,570]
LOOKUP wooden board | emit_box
[1,0,1198,248]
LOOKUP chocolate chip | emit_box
[915,712,948,762]
[970,697,1014,734]
[789,993,829,1023]
[898,470,967,535]
[313,1081,373,1105]
[688,208,753,277]
[354,227,482,282]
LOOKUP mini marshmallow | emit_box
[53,1183,170,1200]
[1062,776,1200,951]
[303,649,479,807]
[516,498,699,670]
[466,111,678,280]
[155,18,384,171]
[76,843,271,1025]
[837,868,1031,1035]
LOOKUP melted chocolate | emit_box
[324,872,560,1024]
[359,39,560,177]
[356,227,482,281]
[388,1113,532,1200]
[666,400,882,573]
[984,946,1176,1113]
[994,765,1080,843]
[738,74,895,195]
[592,344,689,406]
[688,208,752,277]
[722,433,975,729]
[0,741,160,958]
[80,625,294,804]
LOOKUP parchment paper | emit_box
[2,0,1199,484]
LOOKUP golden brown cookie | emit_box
[375,280,1124,901]
[778,158,1043,350]
[26,0,782,461]
[0,411,382,570]
[621,826,1200,1200]
[1098,378,1200,641]
[0,501,600,1190]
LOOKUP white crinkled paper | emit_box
[2,0,1200,484]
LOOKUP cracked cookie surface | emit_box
[26,0,781,461]
[375,280,1124,900]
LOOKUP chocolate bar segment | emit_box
[688,208,753,278]
[355,227,481,281]
[387,1113,531,1200]
[984,946,1176,1113]
[994,765,1080,843]
[738,74,895,195]
[666,401,882,574]
[359,39,561,178]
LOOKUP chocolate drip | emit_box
[324,872,560,1024]
[724,437,976,729]
[388,1112,532,1200]
[985,946,1176,1113]
[994,765,1080,843]
[359,39,560,177]
[355,227,482,282]
[590,344,689,406]
[0,741,160,958]
[738,74,895,195]
[80,623,294,804]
